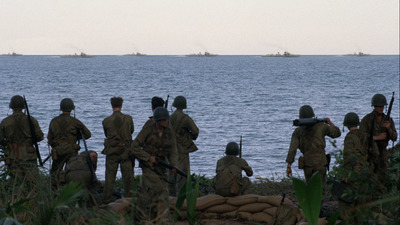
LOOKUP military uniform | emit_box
[359,111,397,194]
[169,109,199,194]
[0,110,44,186]
[286,122,341,183]
[339,129,377,223]
[213,155,253,197]
[131,119,178,222]
[48,113,91,186]
[65,152,96,188]
[102,111,134,203]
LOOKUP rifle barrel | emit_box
[23,96,43,166]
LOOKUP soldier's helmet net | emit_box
[60,98,75,112]
[343,112,360,127]
[371,94,387,106]
[299,105,315,119]
[153,107,169,121]
[225,142,239,155]
[9,95,25,109]
[172,96,187,109]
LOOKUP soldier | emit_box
[142,96,165,128]
[65,150,98,188]
[339,112,378,223]
[359,94,397,194]
[131,107,178,222]
[0,95,44,189]
[213,142,253,197]
[48,98,91,188]
[286,105,341,185]
[169,96,199,195]
[102,97,134,204]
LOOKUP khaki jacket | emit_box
[102,111,134,155]
[170,110,199,154]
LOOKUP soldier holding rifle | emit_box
[359,93,397,195]
[131,107,178,223]
[286,105,341,186]
[0,95,44,189]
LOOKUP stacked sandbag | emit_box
[104,197,133,214]
[172,194,302,224]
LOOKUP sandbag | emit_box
[251,212,274,223]
[195,194,226,211]
[206,203,238,213]
[221,210,238,218]
[263,206,277,216]
[238,203,272,213]
[107,202,127,213]
[226,194,258,206]
[237,211,252,220]
[258,195,293,206]
[200,213,218,219]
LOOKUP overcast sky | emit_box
[1,0,398,55]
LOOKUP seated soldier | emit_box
[64,150,98,189]
[213,142,253,197]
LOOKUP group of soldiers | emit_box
[1,92,397,223]
[0,94,254,223]
[285,93,397,223]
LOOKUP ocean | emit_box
[1,55,399,181]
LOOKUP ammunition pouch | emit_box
[53,143,80,157]
[143,145,169,158]
[59,170,66,184]
[102,138,128,155]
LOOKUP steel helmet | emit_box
[172,96,187,109]
[299,105,315,119]
[225,142,239,155]
[343,112,360,127]
[9,95,25,109]
[60,98,75,112]
[371,94,387,106]
[153,107,169,121]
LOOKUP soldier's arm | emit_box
[168,129,178,167]
[241,159,253,177]
[186,117,199,140]
[325,118,341,138]
[131,129,151,162]
[32,117,44,141]
[77,119,91,139]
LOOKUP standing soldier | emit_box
[359,94,397,195]
[213,142,253,197]
[102,97,134,204]
[169,95,199,195]
[0,95,44,189]
[339,112,378,223]
[286,105,341,185]
[131,107,178,223]
[48,98,91,188]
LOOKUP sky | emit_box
[0,0,399,55]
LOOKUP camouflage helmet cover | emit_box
[343,112,360,127]
[9,95,25,109]
[299,105,315,119]
[60,98,75,112]
[371,94,387,106]
[225,142,239,155]
[153,107,169,121]
[172,96,187,109]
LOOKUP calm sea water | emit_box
[1,55,399,181]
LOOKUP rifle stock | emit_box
[386,92,395,119]
[23,96,43,166]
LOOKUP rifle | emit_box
[165,95,170,108]
[293,118,327,126]
[80,129,97,184]
[156,158,207,187]
[23,96,43,166]
[386,92,395,120]
[156,158,187,178]
[239,136,242,158]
